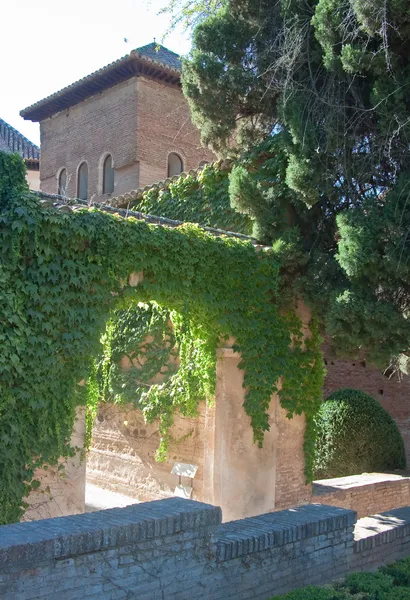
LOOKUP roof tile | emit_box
[0,117,40,162]
[20,43,182,122]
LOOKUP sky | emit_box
[2,0,190,146]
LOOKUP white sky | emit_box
[2,0,190,146]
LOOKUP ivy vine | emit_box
[135,163,253,235]
[0,152,323,524]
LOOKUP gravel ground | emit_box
[85,483,140,512]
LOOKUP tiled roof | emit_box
[135,43,181,71]
[0,117,40,162]
[20,43,182,123]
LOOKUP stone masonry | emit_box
[1,497,410,600]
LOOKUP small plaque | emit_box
[171,462,198,479]
[174,484,192,499]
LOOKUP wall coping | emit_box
[215,504,357,561]
[0,501,360,571]
[354,506,410,552]
[0,498,221,570]
[313,472,410,496]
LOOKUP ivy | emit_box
[135,163,253,235]
[95,303,216,460]
[0,152,323,523]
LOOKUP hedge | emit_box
[313,388,406,480]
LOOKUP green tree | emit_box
[158,0,222,37]
[176,0,410,369]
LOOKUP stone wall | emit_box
[354,507,410,572]
[2,498,410,600]
[324,351,410,464]
[312,473,410,519]
[0,499,354,600]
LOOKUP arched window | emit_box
[58,169,67,195]
[103,155,114,194]
[199,160,209,168]
[167,153,183,177]
[77,162,88,200]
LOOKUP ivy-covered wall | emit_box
[113,162,252,235]
[0,152,323,523]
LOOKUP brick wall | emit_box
[312,473,410,518]
[324,352,410,463]
[354,507,410,572]
[3,498,410,600]
[136,77,214,188]
[274,401,312,510]
[39,76,214,201]
[40,80,139,199]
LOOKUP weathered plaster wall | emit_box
[203,347,278,520]
[26,168,40,191]
[88,302,312,520]
[88,344,310,520]
[23,408,86,522]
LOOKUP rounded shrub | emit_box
[313,388,406,479]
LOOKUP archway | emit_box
[0,153,323,523]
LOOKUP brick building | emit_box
[20,43,214,200]
[0,117,40,190]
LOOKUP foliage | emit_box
[175,0,410,370]
[381,559,410,588]
[135,163,252,236]
[277,586,350,600]
[313,389,406,479]
[0,151,323,523]
[158,0,223,37]
[96,303,216,460]
[183,0,410,191]
[326,176,410,369]
[276,559,410,599]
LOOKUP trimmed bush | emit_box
[277,586,351,599]
[381,559,410,587]
[313,388,406,479]
[343,572,394,595]
[275,558,410,599]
